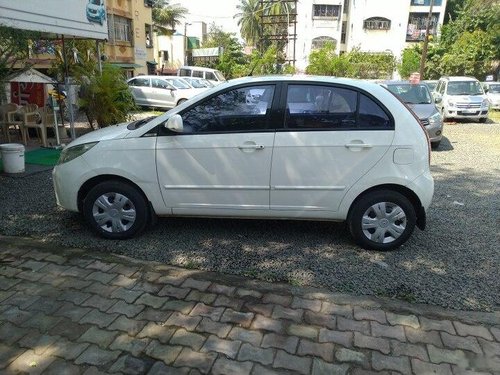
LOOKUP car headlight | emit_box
[58,142,98,165]
[428,112,442,125]
[447,100,455,107]
[482,99,490,107]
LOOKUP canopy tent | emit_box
[0,0,109,141]
[8,68,56,84]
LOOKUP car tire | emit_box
[431,140,441,149]
[83,181,149,239]
[348,190,416,251]
[479,118,487,123]
[177,99,187,106]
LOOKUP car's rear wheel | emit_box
[177,99,187,106]
[83,181,149,239]
[348,190,416,251]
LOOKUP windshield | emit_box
[90,0,102,5]
[185,78,205,88]
[386,83,432,104]
[424,81,437,92]
[488,84,500,93]
[447,81,484,95]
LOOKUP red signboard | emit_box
[10,82,45,107]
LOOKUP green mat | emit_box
[0,147,61,172]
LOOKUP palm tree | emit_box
[234,0,262,47]
[152,0,188,35]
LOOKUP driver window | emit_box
[182,85,275,133]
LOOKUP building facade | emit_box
[292,0,447,73]
[105,0,155,77]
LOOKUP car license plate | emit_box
[463,109,476,113]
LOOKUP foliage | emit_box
[306,44,395,79]
[49,39,98,82]
[436,0,500,79]
[398,46,421,79]
[201,24,247,79]
[235,0,296,54]
[0,26,41,103]
[151,0,188,35]
[247,46,293,76]
[77,64,135,128]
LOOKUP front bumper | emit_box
[444,108,489,120]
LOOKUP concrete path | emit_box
[0,236,498,374]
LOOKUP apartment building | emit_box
[105,0,155,77]
[292,0,447,72]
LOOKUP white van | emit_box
[178,66,226,85]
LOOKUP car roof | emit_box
[179,66,220,72]
[440,76,479,82]
[380,80,425,85]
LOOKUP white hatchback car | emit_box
[53,76,434,251]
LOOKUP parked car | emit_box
[126,76,203,109]
[423,80,438,93]
[433,76,489,122]
[381,81,443,149]
[178,77,213,89]
[86,0,106,25]
[53,76,433,251]
[178,66,226,85]
[483,82,500,110]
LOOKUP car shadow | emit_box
[433,135,454,152]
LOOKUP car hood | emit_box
[447,94,485,103]
[65,122,131,148]
[407,103,438,119]
[487,92,500,99]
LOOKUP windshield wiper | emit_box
[127,116,157,130]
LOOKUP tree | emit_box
[201,24,247,79]
[235,0,262,47]
[151,0,188,35]
[436,0,499,79]
[78,64,135,128]
[0,26,40,103]
[399,46,421,79]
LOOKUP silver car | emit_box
[126,76,203,109]
[382,81,443,149]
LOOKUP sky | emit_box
[175,0,241,36]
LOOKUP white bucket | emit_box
[0,143,25,173]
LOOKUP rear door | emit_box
[270,83,395,214]
[128,77,151,106]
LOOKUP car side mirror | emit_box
[165,114,183,132]
[434,97,442,104]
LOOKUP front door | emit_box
[270,83,395,215]
[156,84,278,215]
[151,78,176,108]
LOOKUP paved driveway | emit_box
[1,236,499,374]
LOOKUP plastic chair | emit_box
[0,103,20,142]
[23,106,58,147]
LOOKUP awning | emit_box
[146,61,158,65]
[8,68,56,84]
[110,63,143,69]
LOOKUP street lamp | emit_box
[184,22,192,65]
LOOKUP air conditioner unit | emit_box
[144,0,154,7]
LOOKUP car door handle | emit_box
[345,143,373,149]
[238,144,265,150]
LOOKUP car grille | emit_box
[456,103,481,109]
[457,111,480,116]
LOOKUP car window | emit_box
[181,85,275,133]
[179,69,191,77]
[285,85,357,129]
[358,94,391,128]
[152,78,173,90]
[386,84,431,104]
[446,81,484,95]
[205,72,216,81]
[129,78,150,87]
[193,70,204,78]
[166,78,191,89]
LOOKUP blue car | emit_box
[86,0,106,25]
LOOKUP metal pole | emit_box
[419,0,435,79]
[96,40,102,74]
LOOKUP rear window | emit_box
[179,69,191,77]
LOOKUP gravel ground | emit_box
[1,120,499,312]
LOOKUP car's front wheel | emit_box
[348,190,416,251]
[83,181,149,239]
